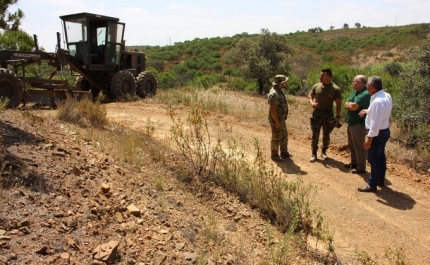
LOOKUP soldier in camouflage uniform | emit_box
[268,75,290,161]
[308,69,342,162]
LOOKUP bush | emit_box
[57,97,108,128]
[227,77,247,91]
[393,38,430,169]
[384,62,403,77]
[285,74,302,95]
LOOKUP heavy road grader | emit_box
[0,12,158,108]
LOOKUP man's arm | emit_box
[308,91,318,109]
[270,104,281,128]
[364,136,373,149]
[345,102,359,111]
[334,98,342,118]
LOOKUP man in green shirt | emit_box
[344,75,371,173]
[308,69,342,162]
[268,75,290,161]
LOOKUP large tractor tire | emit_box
[110,70,136,99]
[136,71,158,98]
[75,75,100,99]
[0,68,24,108]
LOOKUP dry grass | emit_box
[0,97,8,111]
[154,87,303,130]
[56,96,108,128]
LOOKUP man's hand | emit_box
[310,102,318,109]
[364,136,372,149]
[308,92,318,109]
[359,109,367,117]
[346,102,359,111]
[275,121,282,129]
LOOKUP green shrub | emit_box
[228,77,247,91]
[384,62,403,77]
[285,74,302,95]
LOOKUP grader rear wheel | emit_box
[0,68,24,108]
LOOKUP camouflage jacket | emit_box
[268,86,288,123]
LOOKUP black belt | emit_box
[366,128,389,132]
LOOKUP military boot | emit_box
[271,153,282,162]
[280,151,291,159]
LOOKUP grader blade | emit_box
[24,90,93,105]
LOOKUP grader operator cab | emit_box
[0,12,157,107]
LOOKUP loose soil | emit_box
[0,94,429,264]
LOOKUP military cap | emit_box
[272,75,289,86]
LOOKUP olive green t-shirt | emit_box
[310,82,342,111]
[346,87,370,125]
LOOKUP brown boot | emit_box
[271,153,282,161]
[280,152,291,159]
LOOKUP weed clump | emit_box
[56,97,108,128]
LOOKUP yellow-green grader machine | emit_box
[0,12,157,107]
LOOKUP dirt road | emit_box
[106,99,430,264]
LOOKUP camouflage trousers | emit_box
[310,109,335,153]
[270,120,288,155]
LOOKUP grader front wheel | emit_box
[0,68,24,108]
[110,70,136,99]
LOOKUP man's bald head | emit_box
[353,75,367,91]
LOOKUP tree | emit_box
[343,23,349,29]
[223,68,234,81]
[330,26,335,30]
[291,53,318,95]
[308,27,323,33]
[0,29,33,50]
[0,0,24,31]
[354,22,361,28]
[394,38,430,149]
[225,29,293,94]
[384,62,403,77]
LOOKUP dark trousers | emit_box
[367,128,390,187]
[310,109,334,153]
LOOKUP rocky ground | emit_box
[0,107,326,265]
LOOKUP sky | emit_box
[11,0,430,52]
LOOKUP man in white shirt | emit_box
[357,76,393,192]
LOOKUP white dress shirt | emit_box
[365,90,393,137]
